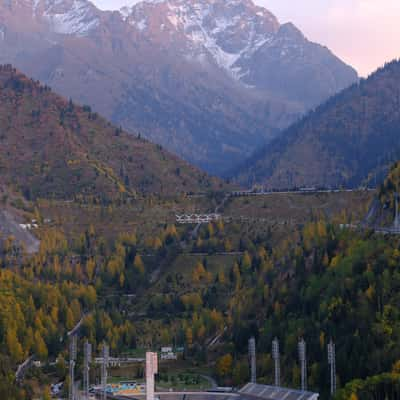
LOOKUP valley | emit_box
[0,182,379,399]
[0,0,357,174]
[0,1,398,399]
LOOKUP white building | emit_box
[160,347,177,360]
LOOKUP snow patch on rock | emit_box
[42,0,99,36]
[123,0,279,81]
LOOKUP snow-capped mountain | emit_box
[122,0,280,81]
[120,0,357,106]
[37,0,100,35]
[0,0,358,174]
[0,0,100,35]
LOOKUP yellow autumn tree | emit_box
[192,262,206,283]
[392,360,400,373]
[43,386,52,400]
[86,258,96,281]
[241,251,252,270]
[232,262,241,291]
[66,307,75,331]
[33,330,48,360]
[224,239,233,252]
[186,327,193,348]
[133,255,145,275]
[153,237,163,250]
[216,354,233,378]
[217,270,226,284]
[119,273,125,288]
[7,328,23,362]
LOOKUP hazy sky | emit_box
[93,0,400,76]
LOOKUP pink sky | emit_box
[94,0,400,76]
[260,0,400,76]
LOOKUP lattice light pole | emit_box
[69,335,77,400]
[83,340,92,400]
[298,338,307,392]
[248,337,256,384]
[101,343,109,400]
[395,192,400,232]
[272,338,280,387]
[328,340,337,396]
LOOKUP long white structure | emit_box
[146,352,158,400]
[176,214,221,224]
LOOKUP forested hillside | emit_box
[0,65,219,200]
[131,218,400,400]
[0,168,399,399]
[1,63,399,399]
[235,59,400,189]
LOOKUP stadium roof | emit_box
[239,383,319,400]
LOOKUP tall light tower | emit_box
[272,338,280,387]
[395,192,400,232]
[248,337,256,384]
[146,352,158,400]
[83,340,92,400]
[101,343,109,400]
[328,340,337,396]
[298,338,307,392]
[69,335,77,400]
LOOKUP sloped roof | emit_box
[239,383,319,400]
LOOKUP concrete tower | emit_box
[146,352,158,400]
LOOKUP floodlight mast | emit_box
[101,343,109,400]
[328,340,337,396]
[272,338,280,387]
[248,337,257,384]
[83,340,92,400]
[69,335,77,400]
[298,339,307,392]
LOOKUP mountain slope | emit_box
[235,59,400,189]
[0,0,357,174]
[0,65,219,199]
[121,0,356,108]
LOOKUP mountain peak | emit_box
[0,0,358,174]
[0,0,101,35]
[278,22,304,40]
[123,0,280,80]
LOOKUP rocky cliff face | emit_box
[0,0,358,174]
[122,0,356,107]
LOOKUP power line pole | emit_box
[298,338,307,392]
[83,340,92,400]
[272,338,280,387]
[248,337,256,384]
[101,343,109,400]
[328,340,337,396]
[69,335,77,400]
